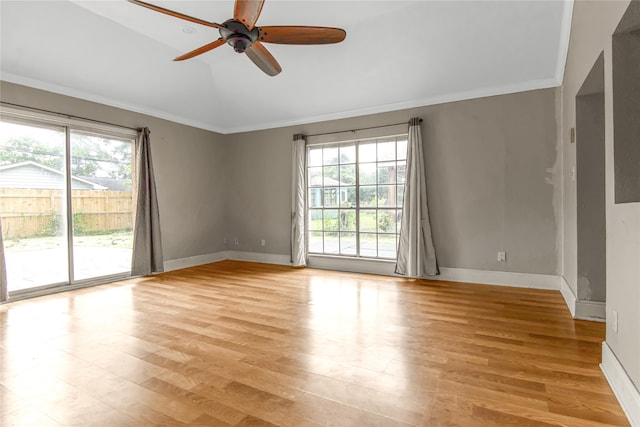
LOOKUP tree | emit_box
[0,136,64,170]
[0,135,132,179]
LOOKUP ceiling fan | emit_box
[128,0,346,76]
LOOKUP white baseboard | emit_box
[226,251,292,266]
[575,300,606,322]
[163,251,227,272]
[164,251,292,271]
[437,267,560,290]
[559,276,606,321]
[601,342,640,426]
[560,276,577,317]
[166,253,564,292]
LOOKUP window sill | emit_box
[307,254,397,276]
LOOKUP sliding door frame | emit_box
[1,103,138,302]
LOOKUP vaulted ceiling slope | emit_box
[0,1,572,134]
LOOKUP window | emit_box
[0,105,136,296]
[307,135,407,259]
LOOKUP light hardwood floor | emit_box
[0,260,629,426]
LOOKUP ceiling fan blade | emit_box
[174,39,226,61]
[128,0,223,29]
[259,26,346,45]
[245,41,282,76]
[234,0,265,30]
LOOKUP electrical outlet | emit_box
[261,239,266,247]
[234,237,239,245]
[612,310,619,333]
[498,251,506,262]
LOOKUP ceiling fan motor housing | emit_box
[220,20,259,53]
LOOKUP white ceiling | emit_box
[0,1,571,134]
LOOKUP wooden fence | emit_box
[0,188,133,239]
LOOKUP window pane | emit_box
[341,186,356,207]
[323,187,339,207]
[309,188,322,208]
[308,167,323,187]
[397,139,408,160]
[359,142,376,163]
[340,164,356,185]
[339,209,356,231]
[359,209,376,232]
[359,233,377,257]
[377,162,396,184]
[397,161,406,184]
[0,121,68,291]
[308,147,323,166]
[377,139,395,161]
[397,209,403,234]
[340,144,356,164]
[324,232,339,254]
[377,186,395,207]
[323,146,339,165]
[377,210,396,233]
[340,232,356,255]
[359,163,376,185]
[397,186,404,208]
[323,209,339,231]
[309,231,323,253]
[323,166,338,186]
[308,209,323,230]
[378,234,397,259]
[359,186,377,207]
[71,131,134,281]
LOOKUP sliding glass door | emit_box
[70,130,134,281]
[0,114,136,296]
[0,121,69,291]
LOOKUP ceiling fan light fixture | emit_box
[228,35,251,53]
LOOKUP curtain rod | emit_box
[1,101,139,132]
[304,118,422,138]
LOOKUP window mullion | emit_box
[354,141,360,257]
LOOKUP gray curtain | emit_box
[0,216,7,302]
[396,118,439,277]
[291,134,307,266]
[131,127,164,276]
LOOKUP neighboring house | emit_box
[78,176,131,191]
[0,161,107,190]
[309,176,348,207]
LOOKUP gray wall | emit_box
[0,83,561,277]
[561,0,639,389]
[576,54,606,302]
[225,88,560,275]
[613,7,640,203]
[0,81,228,262]
[576,92,606,302]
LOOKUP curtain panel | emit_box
[291,134,307,266]
[395,118,439,277]
[131,127,164,276]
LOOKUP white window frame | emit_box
[0,103,138,300]
[305,124,408,265]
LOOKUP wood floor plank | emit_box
[0,260,630,426]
